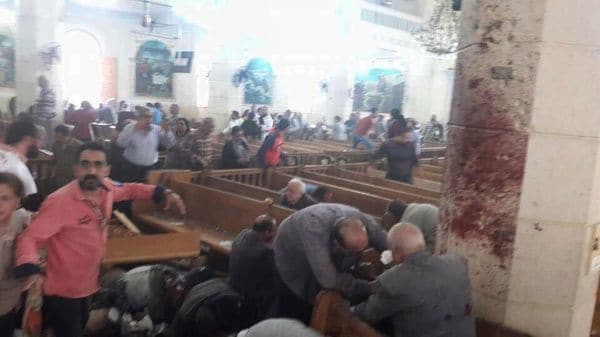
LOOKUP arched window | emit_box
[135,40,173,98]
[62,30,102,106]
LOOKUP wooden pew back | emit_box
[334,168,442,199]
[311,291,383,337]
[272,172,390,218]
[295,170,440,205]
[134,171,292,254]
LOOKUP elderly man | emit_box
[15,142,186,337]
[274,203,387,323]
[116,106,175,182]
[354,223,475,337]
[230,215,279,325]
[280,178,317,210]
[382,199,438,252]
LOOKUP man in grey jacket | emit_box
[354,223,475,337]
[274,203,388,323]
[382,199,438,252]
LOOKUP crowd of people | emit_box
[0,75,468,337]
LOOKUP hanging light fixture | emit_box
[413,0,460,54]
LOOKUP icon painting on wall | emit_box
[243,58,274,105]
[0,34,15,88]
[353,68,405,113]
[135,40,173,98]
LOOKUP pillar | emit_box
[208,56,242,130]
[15,0,64,114]
[439,0,600,336]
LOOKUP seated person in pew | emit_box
[221,126,252,169]
[274,203,388,324]
[374,126,418,184]
[171,278,244,337]
[53,124,82,189]
[280,178,317,210]
[229,215,279,325]
[353,223,475,337]
[237,318,322,337]
[14,142,187,337]
[382,199,438,252]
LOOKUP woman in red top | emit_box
[257,118,290,168]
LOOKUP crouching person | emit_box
[353,223,475,337]
[171,278,244,337]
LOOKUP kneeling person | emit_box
[229,215,279,325]
[354,223,475,337]
[280,178,316,210]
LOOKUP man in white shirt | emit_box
[116,107,175,183]
[222,111,243,135]
[0,119,42,196]
[258,107,273,140]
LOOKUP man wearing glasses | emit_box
[14,142,186,337]
[273,203,388,324]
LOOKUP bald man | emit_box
[274,203,388,323]
[229,215,279,325]
[354,223,475,337]
[280,178,317,210]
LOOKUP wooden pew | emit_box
[414,167,443,182]
[268,171,390,218]
[132,177,292,255]
[205,168,391,219]
[104,231,202,265]
[332,167,442,199]
[201,175,285,206]
[311,291,383,337]
[288,170,440,205]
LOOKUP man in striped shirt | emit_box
[34,75,57,146]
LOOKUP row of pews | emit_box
[122,160,444,337]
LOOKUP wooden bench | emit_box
[133,174,292,255]
[104,231,202,265]
[269,172,390,219]
[206,168,391,219]
[328,167,441,199]
[310,291,383,337]
[292,170,440,205]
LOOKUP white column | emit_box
[15,0,64,114]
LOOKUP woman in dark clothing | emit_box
[387,108,407,139]
[221,126,252,169]
[376,126,418,184]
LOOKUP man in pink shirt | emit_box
[14,142,186,337]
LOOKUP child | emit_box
[0,172,31,336]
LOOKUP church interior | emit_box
[0,0,598,336]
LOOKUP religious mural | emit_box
[135,40,173,98]
[352,68,405,113]
[0,34,15,88]
[243,58,274,105]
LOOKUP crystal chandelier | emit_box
[413,0,460,54]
